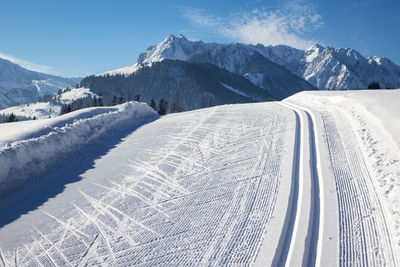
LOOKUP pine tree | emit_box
[98,95,104,106]
[92,96,98,107]
[118,94,124,104]
[368,81,381,89]
[149,99,156,111]
[7,113,16,122]
[170,91,185,113]
[112,96,117,106]
[158,99,168,115]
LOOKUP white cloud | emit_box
[0,52,56,74]
[180,2,323,49]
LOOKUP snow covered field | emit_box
[0,90,399,266]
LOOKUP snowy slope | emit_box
[0,90,399,266]
[0,57,80,109]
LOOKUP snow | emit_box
[98,63,141,77]
[0,57,80,109]
[94,34,400,92]
[0,102,158,194]
[0,90,399,266]
[0,102,61,119]
[59,87,95,103]
[286,89,400,264]
[243,73,264,87]
[0,87,97,120]
[219,81,250,98]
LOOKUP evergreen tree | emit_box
[92,96,98,107]
[134,94,141,101]
[149,99,156,111]
[7,113,16,122]
[368,81,381,89]
[98,95,104,106]
[170,91,184,113]
[118,93,124,104]
[158,99,168,115]
[112,96,117,106]
[127,89,131,101]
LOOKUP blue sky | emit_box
[0,0,399,77]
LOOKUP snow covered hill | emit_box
[102,34,400,90]
[0,87,97,120]
[0,57,81,109]
[0,89,399,266]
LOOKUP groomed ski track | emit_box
[272,103,323,267]
[0,98,398,266]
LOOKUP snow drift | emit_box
[0,102,158,193]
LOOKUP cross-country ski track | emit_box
[0,90,399,266]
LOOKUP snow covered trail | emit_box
[285,95,398,267]
[0,103,295,266]
[1,91,398,266]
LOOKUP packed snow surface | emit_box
[0,90,399,266]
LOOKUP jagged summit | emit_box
[136,33,210,65]
[99,34,400,90]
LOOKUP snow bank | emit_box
[0,102,158,192]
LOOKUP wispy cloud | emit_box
[180,1,323,49]
[0,52,56,74]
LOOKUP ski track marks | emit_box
[274,103,322,267]
[0,103,292,266]
[287,100,397,267]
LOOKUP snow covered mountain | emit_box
[0,57,81,109]
[189,43,315,99]
[254,43,400,89]
[105,34,400,90]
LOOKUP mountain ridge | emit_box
[0,57,81,109]
[102,34,400,90]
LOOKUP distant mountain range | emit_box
[1,34,400,114]
[100,34,400,90]
[0,58,80,109]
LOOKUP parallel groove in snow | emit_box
[276,103,323,267]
